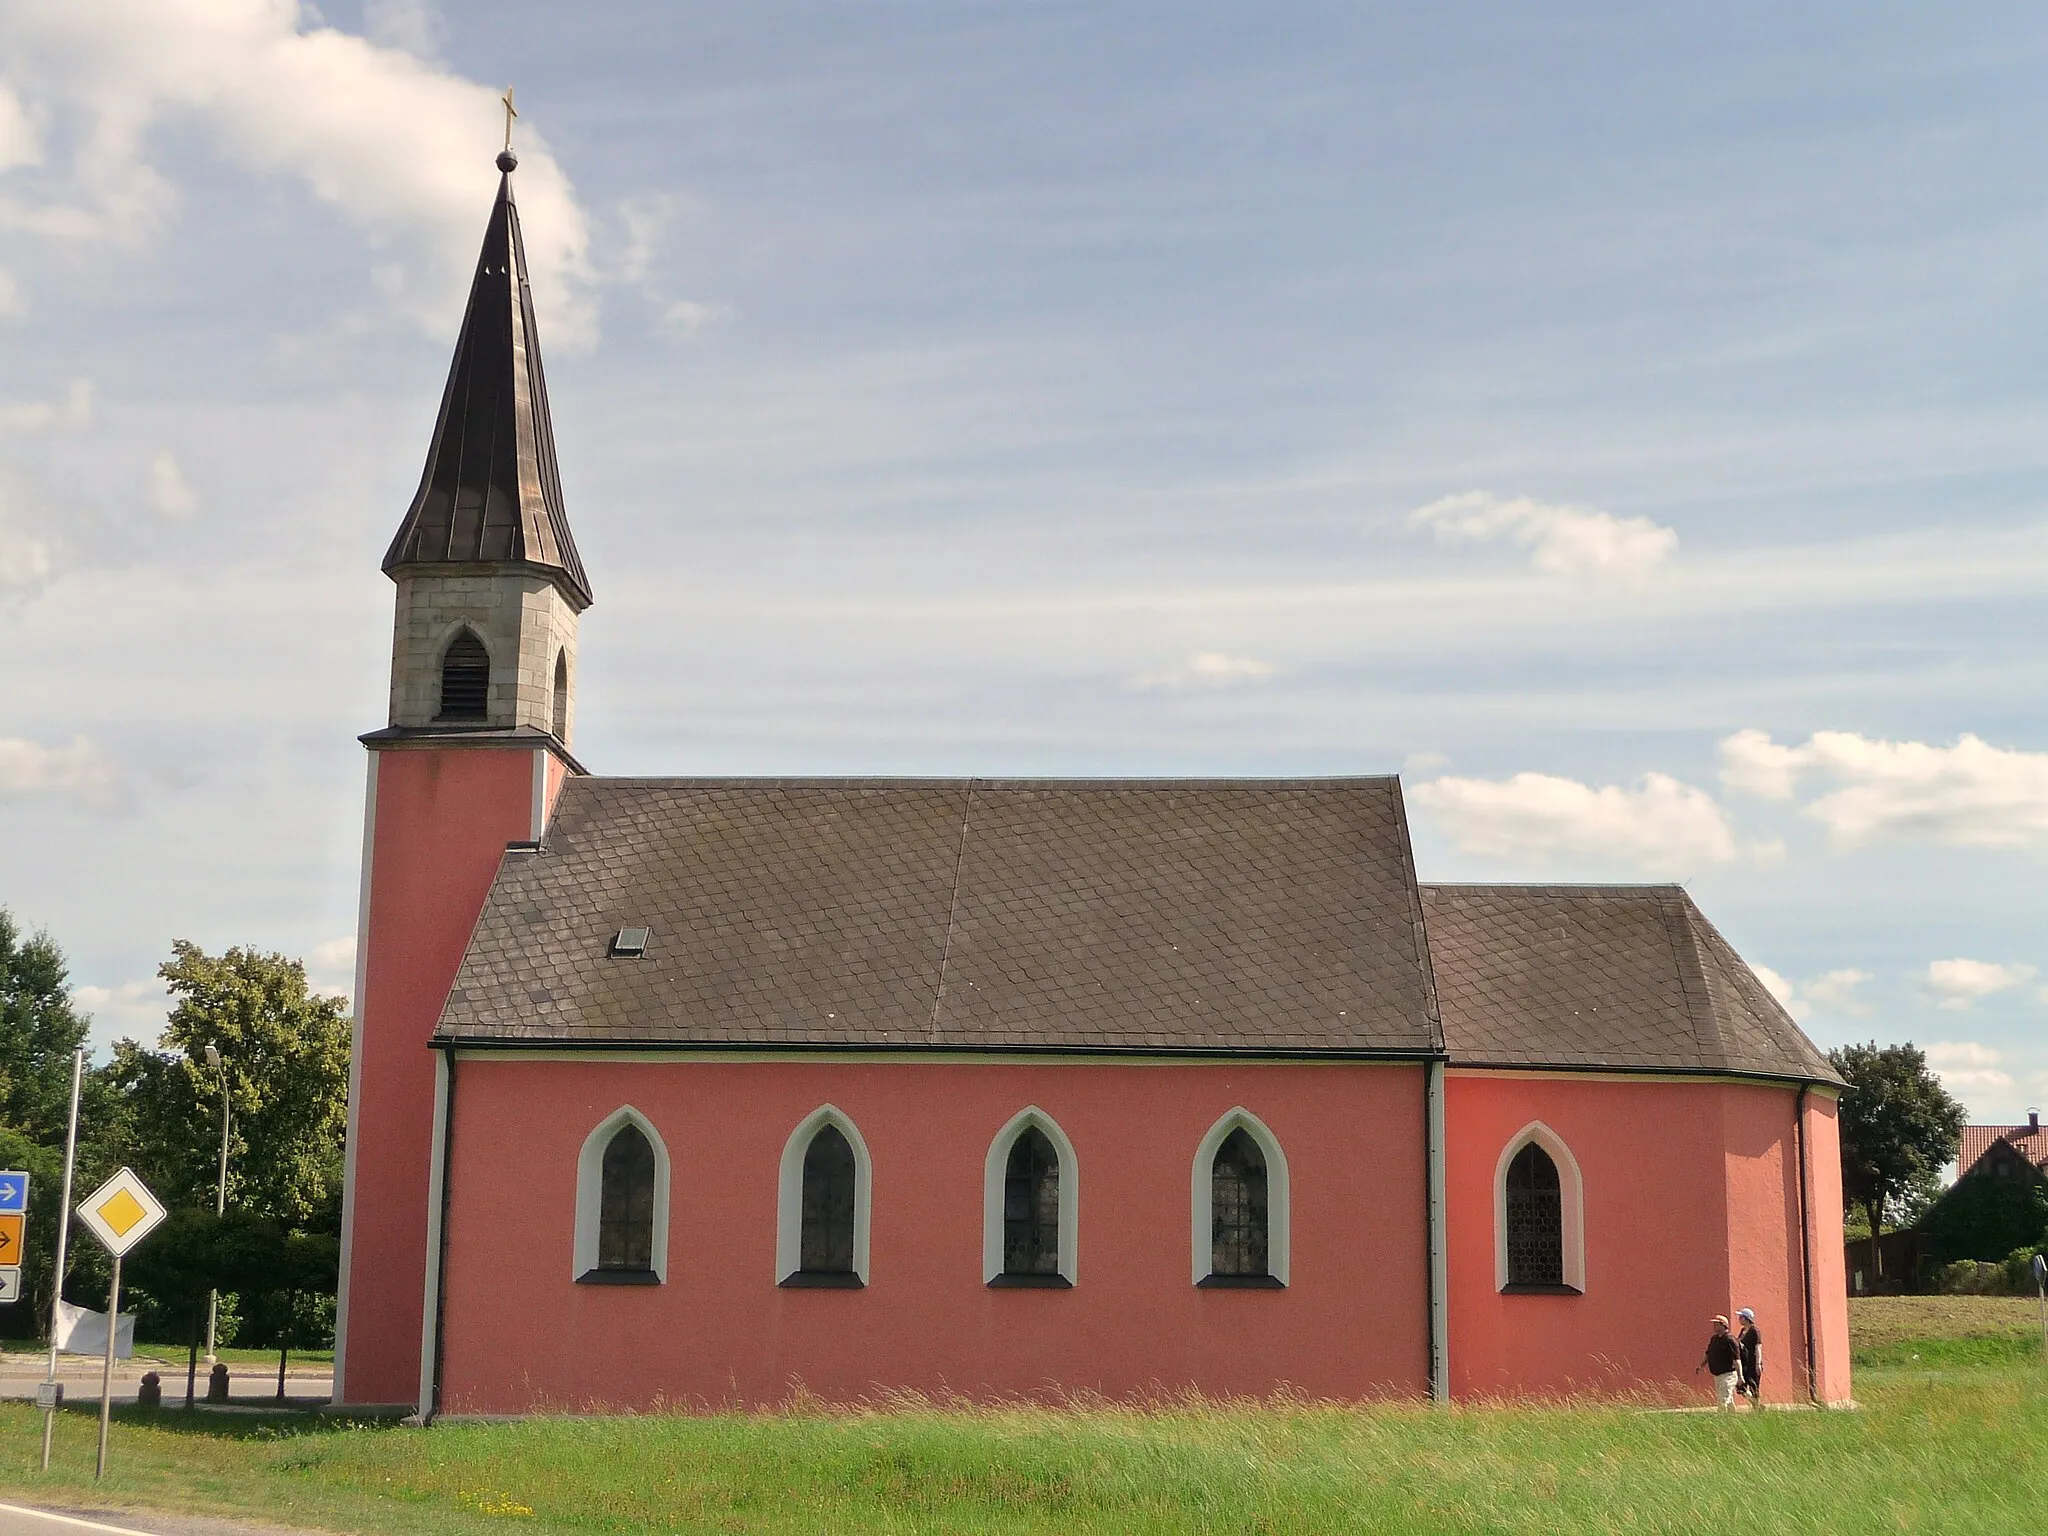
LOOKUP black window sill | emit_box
[780,1271,865,1289]
[1197,1273,1285,1289]
[988,1273,1072,1289]
[1499,1282,1583,1296]
[576,1268,660,1286]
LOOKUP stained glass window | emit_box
[800,1124,857,1273]
[1002,1127,1061,1276]
[1210,1128,1269,1277]
[596,1123,655,1271]
[1504,1142,1564,1287]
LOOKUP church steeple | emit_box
[382,149,592,609]
[376,146,590,748]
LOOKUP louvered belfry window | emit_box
[596,1123,656,1272]
[438,629,491,720]
[1504,1142,1564,1287]
[1210,1128,1269,1277]
[800,1125,857,1273]
[1002,1127,1061,1276]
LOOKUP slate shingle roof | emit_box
[437,777,1442,1053]
[435,778,1838,1083]
[1421,884,1842,1084]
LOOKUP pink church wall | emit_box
[1444,1073,1849,1405]
[1800,1094,1852,1404]
[338,746,561,1406]
[433,1058,1430,1414]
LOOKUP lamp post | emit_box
[203,1043,230,1364]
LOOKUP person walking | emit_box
[1697,1315,1740,1408]
[1735,1307,1763,1406]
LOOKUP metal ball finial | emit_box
[497,150,518,173]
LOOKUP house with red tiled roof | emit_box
[331,150,1855,1421]
[1957,1114,2047,1182]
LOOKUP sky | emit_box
[2,2,2045,1121]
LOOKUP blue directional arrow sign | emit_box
[0,1172,26,1215]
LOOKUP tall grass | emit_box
[2,1358,2042,1534]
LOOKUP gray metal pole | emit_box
[203,1064,230,1363]
[93,1255,120,1481]
[40,1046,84,1473]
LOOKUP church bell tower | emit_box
[336,144,593,1410]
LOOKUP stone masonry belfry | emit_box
[379,145,592,747]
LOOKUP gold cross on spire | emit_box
[501,86,518,154]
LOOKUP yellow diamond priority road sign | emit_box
[77,1168,167,1259]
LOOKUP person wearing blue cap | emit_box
[1735,1308,1763,1405]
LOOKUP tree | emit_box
[106,942,349,1234]
[1829,1042,1967,1242]
[0,909,93,1144]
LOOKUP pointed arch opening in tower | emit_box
[437,629,491,721]
[552,648,570,740]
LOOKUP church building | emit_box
[334,151,1853,1417]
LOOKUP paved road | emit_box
[0,1502,317,1535]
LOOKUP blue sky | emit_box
[2,2,2045,1117]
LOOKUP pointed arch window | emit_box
[777,1107,872,1288]
[551,649,570,740]
[1191,1109,1289,1288]
[572,1108,669,1284]
[437,629,491,721]
[983,1109,1078,1287]
[1494,1123,1586,1295]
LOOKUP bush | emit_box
[2008,1246,2047,1296]
[1920,1173,2048,1265]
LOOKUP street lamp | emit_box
[203,1044,230,1364]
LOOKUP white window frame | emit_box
[1190,1107,1290,1286]
[572,1105,671,1283]
[1494,1120,1586,1294]
[982,1106,1080,1286]
[775,1105,873,1285]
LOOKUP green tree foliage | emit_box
[107,942,349,1234]
[1828,1041,1967,1239]
[0,909,92,1144]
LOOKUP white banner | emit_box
[54,1299,135,1358]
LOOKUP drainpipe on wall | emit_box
[1425,1058,1449,1402]
[1794,1083,1817,1404]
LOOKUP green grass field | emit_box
[0,1300,2042,1534]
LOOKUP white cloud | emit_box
[0,0,594,342]
[71,978,170,1041]
[148,448,197,518]
[1924,958,2036,1011]
[1803,968,1873,1016]
[1128,651,1276,691]
[0,379,91,433]
[1720,729,2048,848]
[658,299,734,341]
[308,935,356,973]
[0,268,20,318]
[1754,965,1872,1022]
[362,0,445,60]
[1924,1040,2016,1095]
[0,82,39,172]
[1408,769,1735,873]
[1409,491,1678,580]
[0,735,124,812]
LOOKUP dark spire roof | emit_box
[382,151,592,609]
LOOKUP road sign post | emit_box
[2033,1252,2047,1366]
[41,1046,81,1472]
[75,1167,167,1481]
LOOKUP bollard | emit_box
[206,1362,230,1405]
[137,1371,162,1408]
